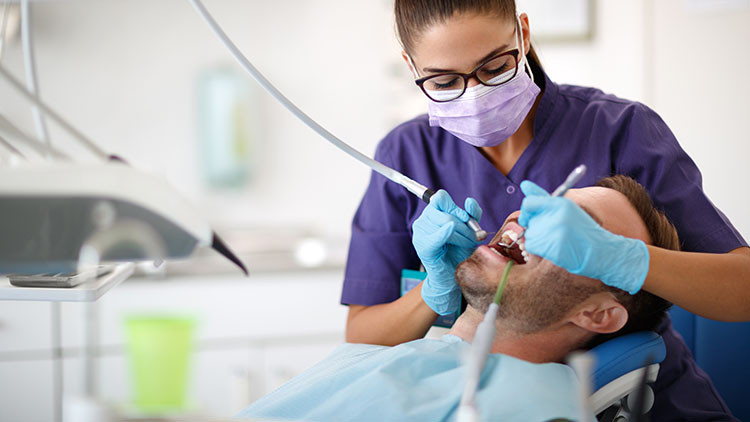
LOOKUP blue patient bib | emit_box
[237,335,585,421]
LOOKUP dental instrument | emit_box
[456,260,514,422]
[0,84,248,276]
[499,164,587,250]
[187,0,487,241]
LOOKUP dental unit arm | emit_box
[0,45,246,276]
[0,163,247,275]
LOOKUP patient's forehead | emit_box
[565,187,651,244]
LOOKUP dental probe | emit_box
[457,260,514,422]
[187,0,487,241]
[500,164,587,249]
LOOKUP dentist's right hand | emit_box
[412,190,482,315]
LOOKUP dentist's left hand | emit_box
[413,190,482,315]
[518,181,649,294]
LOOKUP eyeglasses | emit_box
[413,49,520,102]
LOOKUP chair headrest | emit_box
[585,331,666,390]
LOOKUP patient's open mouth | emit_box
[489,229,528,265]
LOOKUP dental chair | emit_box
[589,307,750,421]
[588,331,665,421]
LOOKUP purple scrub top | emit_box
[343,66,746,420]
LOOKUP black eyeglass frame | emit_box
[413,49,521,103]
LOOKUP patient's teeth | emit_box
[500,230,520,245]
[500,230,513,244]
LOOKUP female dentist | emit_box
[342,0,748,419]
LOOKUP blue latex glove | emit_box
[413,190,482,315]
[518,180,649,294]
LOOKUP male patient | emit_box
[238,176,677,421]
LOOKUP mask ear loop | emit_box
[405,53,420,79]
[516,14,534,85]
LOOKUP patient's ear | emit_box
[568,293,628,334]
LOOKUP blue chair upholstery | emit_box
[588,331,666,391]
[669,307,750,420]
[586,331,665,419]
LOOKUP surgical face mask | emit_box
[426,64,540,147]
[413,16,541,148]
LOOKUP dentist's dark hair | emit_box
[394,0,543,69]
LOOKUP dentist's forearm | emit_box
[345,281,438,345]
[643,246,750,321]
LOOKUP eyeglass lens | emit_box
[423,54,518,102]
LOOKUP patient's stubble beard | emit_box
[456,252,603,334]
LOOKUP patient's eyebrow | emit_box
[579,204,603,226]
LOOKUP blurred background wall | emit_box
[0,0,748,420]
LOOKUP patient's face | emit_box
[455,187,650,333]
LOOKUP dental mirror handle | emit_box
[422,188,488,242]
[550,164,587,198]
[501,164,587,249]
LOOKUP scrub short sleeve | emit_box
[341,141,421,306]
[615,105,747,253]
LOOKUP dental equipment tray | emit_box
[7,265,114,288]
[0,263,134,302]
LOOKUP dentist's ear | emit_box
[569,292,628,334]
[518,13,532,58]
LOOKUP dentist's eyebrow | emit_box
[422,43,510,74]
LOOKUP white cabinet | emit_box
[0,360,54,422]
[0,269,348,419]
[0,301,52,353]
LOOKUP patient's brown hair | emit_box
[586,175,679,347]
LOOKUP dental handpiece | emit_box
[188,0,488,242]
[422,188,487,241]
[500,164,587,249]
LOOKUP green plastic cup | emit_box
[124,315,195,413]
